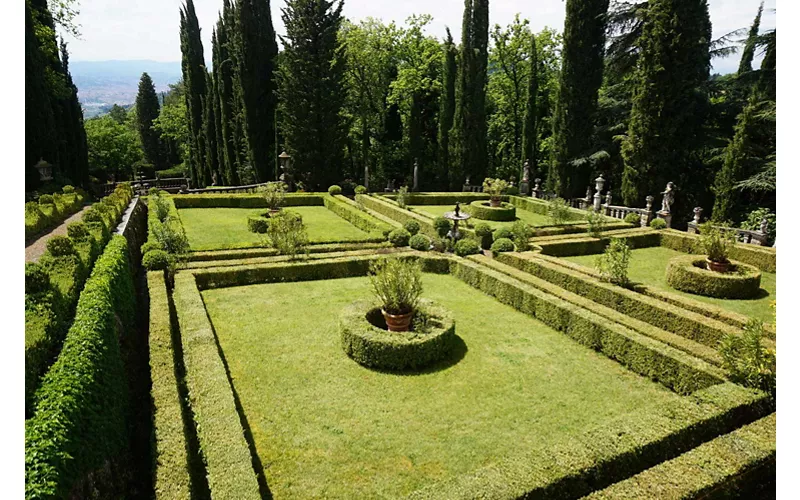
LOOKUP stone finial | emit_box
[593,176,605,212]
[645,195,654,210]
[760,217,769,234]
[594,176,605,193]
[692,207,703,225]
[585,186,592,202]
[605,191,612,206]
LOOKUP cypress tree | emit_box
[179,0,208,187]
[621,0,711,208]
[737,2,763,76]
[449,0,473,190]
[521,32,538,176]
[135,72,166,171]
[757,30,775,101]
[203,71,220,184]
[549,0,610,197]
[438,28,457,191]
[278,0,347,189]
[236,0,279,182]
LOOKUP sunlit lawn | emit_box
[408,204,556,229]
[178,206,376,250]
[563,246,776,323]
[203,274,682,498]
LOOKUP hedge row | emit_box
[172,272,261,499]
[659,229,776,273]
[185,247,409,270]
[507,195,586,221]
[25,188,86,240]
[409,382,770,499]
[356,194,442,238]
[465,200,516,221]
[666,256,763,299]
[147,272,192,499]
[585,413,775,499]
[382,191,490,205]
[324,194,393,236]
[171,193,324,209]
[534,229,662,256]
[187,241,392,262]
[449,258,721,394]
[25,236,136,499]
[494,253,742,350]
[528,220,632,238]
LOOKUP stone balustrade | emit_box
[686,207,770,246]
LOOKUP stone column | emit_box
[593,176,605,212]
[641,195,654,227]
[687,207,702,234]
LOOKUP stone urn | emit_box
[706,258,731,273]
[382,309,413,332]
[489,197,502,208]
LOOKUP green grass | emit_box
[408,204,554,230]
[202,274,683,498]
[178,206,376,250]
[563,246,776,323]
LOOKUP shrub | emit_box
[82,207,105,224]
[142,250,171,271]
[328,185,343,195]
[46,236,77,257]
[666,255,762,299]
[396,186,409,208]
[595,237,631,286]
[388,228,411,247]
[650,218,667,229]
[490,237,515,253]
[741,207,776,246]
[368,258,423,314]
[467,200,516,221]
[409,233,432,251]
[257,181,287,211]
[151,219,190,255]
[482,178,509,200]
[506,186,520,196]
[493,227,513,241]
[62,185,75,194]
[454,238,481,257]
[26,201,42,215]
[355,185,367,195]
[66,222,90,241]
[151,194,171,223]
[624,212,640,225]
[475,223,494,249]
[585,209,607,238]
[247,216,269,234]
[39,194,55,205]
[140,240,161,255]
[433,216,452,237]
[266,210,308,260]
[719,320,775,398]
[431,237,448,253]
[511,221,532,251]
[26,262,52,295]
[699,221,736,263]
[148,187,163,196]
[548,197,572,225]
[404,219,421,236]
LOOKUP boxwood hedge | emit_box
[666,255,763,299]
[466,200,516,221]
[659,230,776,273]
[25,187,86,240]
[171,193,324,209]
[323,194,392,237]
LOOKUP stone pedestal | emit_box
[657,210,672,229]
[519,181,530,196]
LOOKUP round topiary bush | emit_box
[490,237,515,253]
[328,185,343,195]
[247,216,269,233]
[404,219,421,236]
[454,238,481,257]
[475,223,493,249]
[340,299,456,371]
[66,221,90,241]
[409,233,431,251]
[62,185,75,194]
[25,262,51,295]
[493,227,513,241]
[46,236,76,257]
[388,228,411,247]
[467,200,516,221]
[142,250,171,271]
[433,216,452,237]
[431,237,448,253]
[650,218,667,230]
[624,212,640,225]
[355,185,367,195]
[665,255,762,299]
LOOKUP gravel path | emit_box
[25,206,92,263]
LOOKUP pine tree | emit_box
[278,0,347,189]
[549,0,610,197]
[179,0,208,186]
[737,2,763,76]
[135,72,166,171]
[621,0,712,210]
[236,0,279,182]
[437,28,457,191]
[521,32,538,176]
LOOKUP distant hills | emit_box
[71,60,182,117]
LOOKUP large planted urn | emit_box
[382,309,414,332]
[706,258,731,273]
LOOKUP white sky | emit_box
[65,0,776,74]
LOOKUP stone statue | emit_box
[413,159,419,191]
[522,160,531,183]
[660,182,675,213]
[455,202,461,217]
[465,175,471,186]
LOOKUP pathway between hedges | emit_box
[25,206,92,263]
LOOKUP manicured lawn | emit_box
[203,274,682,497]
[563,246,776,323]
[408,204,554,229]
[178,206,376,250]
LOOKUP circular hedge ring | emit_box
[665,255,762,299]
[467,200,516,221]
[340,299,456,371]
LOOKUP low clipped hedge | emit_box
[172,273,264,499]
[357,194,441,238]
[147,272,192,498]
[25,188,86,240]
[247,215,269,233]
[467,200,516,221]
[382,192,490,205]
[507,195,585,221]
[187,241,392,262]
[659,230,776,273]
[666,255,762,299]
[340,300,456,371]
[171,193,324,209]
[324,194,392,237]
[536,230,662,257]
[26,236,135,498]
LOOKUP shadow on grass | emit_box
[357,334,468,376]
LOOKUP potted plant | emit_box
[369,258,423,332]
[258,181,287,216]
[699,221,736,272]
[482,178,509,207]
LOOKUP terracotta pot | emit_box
[489,198,501,208]
[268,208,280,217]
[706,258,731,273]
[382,309,413,332]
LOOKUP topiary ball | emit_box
[388,228,411,247]
[454,238,481,257]
[404,220,421,236]
[475,223,493,249]
[142,250,171,271]
[490,237,515,253]
[433,217,452,237]
[46,236,76,257]
[650,218,667,230]
[328,185,343,195]
[25,262,51,295]
[38,194,54,205]
[66,221,90,241]
[624,212,640,225]
[493,227,513,241]
[62,185,75,194]
[409,233,432,251]
[355,185,367,195]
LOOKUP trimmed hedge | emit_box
[26,236,135,498]
[409,233,432,251]
[340,300,456,371]
[466,200,517,221]
[173,273,261,499]
[147,272,192,499]
[382,192,490,205]
[323,194,392,237]
[389,228,411,247]
[507,195,585,221]
[171,193,324,209]
[246,215,269,233]
[490,237,515,253]
[659,230,776,273]
[184,247,412,271]
[536,229,662,257]
[455,238,481,257]
[666,255,763,299]
[356,193,442,238]
[187,241,392,262]
[25,188,86,240]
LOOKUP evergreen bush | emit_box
[624,212,640,225]
[266,210,309,260]
[454,238,481,257]
[433,217,452,237]
[404,220,421,236]
[475,223,494,249]
[142,250,171,271]
[493,227,513,241]
[388,228,411,247]
[548,197,572,225]
[491,237,515,253]
[650,218,667,229]
[328,185,343,195]
[409,234,432,251]
[46,236,77,257]
[595,238,631,286]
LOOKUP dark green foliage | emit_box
[438,29,457,190]
[666,256,762,299]
[659,230,775,273]
[490,237,515,253]
[136,72,166,170]
[140,240,161,255]
[493,227,513,241]
[278,0,347,189]
[212,5,240,185]
[650,218,667,229]
[328,185,343,195]
[737,2,763,75]
[340,301,456,371]
[549,0,609,197]
[142,250,171,271]
[511,220,532,251]
[454,238,481,257]
[624,212,640,225]
[474,223,493,249]
[179,0,208,186]
[247,215,270,234]
[46,235,76,256]
[409,234,432,251]
[404,220,421,236]
[66,221,90,241]
[521,32,538,171]
[389,228,411,247]
[202,71,220,184]
[719,320,775,397]
[26,262,52,295]
[433,216,452,238]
